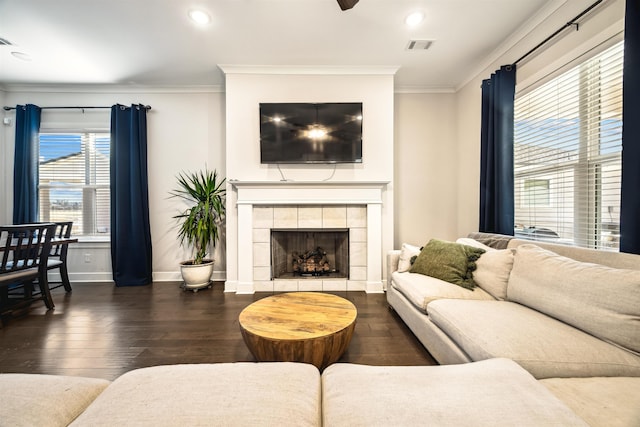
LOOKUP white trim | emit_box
[67,272,113,283]
[218,65,399,76]
[231,181,388,205]
[0,84,224,94]
[394,85,456,94]
[516,24,624,96]
[68,237,110,246]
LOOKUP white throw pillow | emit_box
[456,238,514,300]
[398,243,421,273]
[455,237,494,251]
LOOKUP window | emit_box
[514,41,623,250]
[38,133,111,237]
[523,179,550,206]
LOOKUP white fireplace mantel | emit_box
[231,180,388,204]
[225,180,389,294]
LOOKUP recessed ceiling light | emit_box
[11,51,32,61]
[189,9,211,25]
[405,12,424,27]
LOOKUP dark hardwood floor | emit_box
[0,283,436,380]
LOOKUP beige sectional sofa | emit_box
[387,234,640,425]
[4,358,634,426]
[2,237,638,426]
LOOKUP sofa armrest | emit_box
[387,250,401,286]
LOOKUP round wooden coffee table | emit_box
[239,292,357,370]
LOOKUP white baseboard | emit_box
[67,272,114,283]
[66,270,226,283]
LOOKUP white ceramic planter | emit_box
[180,259,214,292]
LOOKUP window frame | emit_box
[38,131,111,239]
[513,40,623,251]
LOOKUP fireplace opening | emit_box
[271,229,349,279]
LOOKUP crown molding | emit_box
[2,81,455,95]
[394,85,456,94]
[0,84,224,94]
[218,64,400,76]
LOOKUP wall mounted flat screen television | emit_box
[260,102,363,164]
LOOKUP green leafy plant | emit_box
[171,169,226,265]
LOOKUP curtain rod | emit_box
[3,105,152,111]
[512,0,603,66]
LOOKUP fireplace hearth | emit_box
[271,229,349,279]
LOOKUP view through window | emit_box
[514,41,623,250]
[38,132,110,237]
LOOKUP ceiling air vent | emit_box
[406,40,433,51]
[0,37,14,46]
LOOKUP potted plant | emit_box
[171,168,226,291]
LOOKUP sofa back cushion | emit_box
[70,362,321,426]
[507,238,640,270]
[507,244,640,354]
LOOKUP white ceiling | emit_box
[0,0,553,91]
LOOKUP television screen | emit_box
[260,102,363,164]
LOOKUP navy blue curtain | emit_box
[620,0,640,254]
[13,104,41,224]
[110,104,153,286]
[479,65,516,235]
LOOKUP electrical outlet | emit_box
[84,253,91,263]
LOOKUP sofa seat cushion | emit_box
[322,358,587,426]
[391,271,494,313]
[0,373,111,427]
[427,299,640,379]
[70,362,321,427]
[541,377,640,427]
[507,244,640,354]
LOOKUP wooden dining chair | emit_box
[45,221,74,292]
[0,223,57,316]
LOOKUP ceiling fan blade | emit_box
[337,0,359,11]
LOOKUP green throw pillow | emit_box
[410,238,485,290]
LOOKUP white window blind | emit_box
[38,132,111,237]
[514,41,623,250]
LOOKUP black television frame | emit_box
[259,102,363,164]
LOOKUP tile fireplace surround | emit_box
[227,181,389,294]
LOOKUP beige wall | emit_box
[223,71,395,183]
[222,69,395,288]
[393,92,458,247]
[455,74,482,238]
[1,89,226,282]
